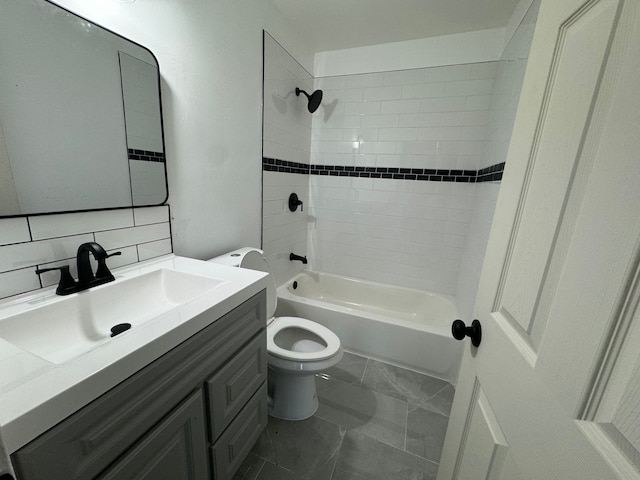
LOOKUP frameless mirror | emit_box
[0,0,168,217]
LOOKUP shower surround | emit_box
[309,63,498,294]
[263,0,537,312]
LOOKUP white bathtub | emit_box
[276,271,463,384]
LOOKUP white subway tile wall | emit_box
[0,218,30,246]
[29,209,135,241]
[137,238,173,262]
[308,176,475,293]
[455,183,501,318]
[133,205,172,226]
[0,205,172,299]
[263,171,309,286]
[308,63,497,294]
[0,268,40,300]
[262,33,312,285]
[263,8,536,298]
[454,0,539,319]
[315,65,496,165]
[263,33,313,166]
[94,223,171,251]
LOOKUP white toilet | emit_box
[209,248,343,420]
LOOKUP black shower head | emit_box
[295,88,323,113]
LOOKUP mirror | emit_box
[0,0,168,217]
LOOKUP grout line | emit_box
[252,457,267,479]
[418,384,454,418]
[403,401,409,452]
[359,357,369,386]
[327,426,347,480]
[26,217,34,242]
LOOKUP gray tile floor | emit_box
[233,352,455,480]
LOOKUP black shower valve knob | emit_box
[289,193,304,212]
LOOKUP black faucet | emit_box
[35,242,121,295]
[77,242,118,284]
[290,253,308,264]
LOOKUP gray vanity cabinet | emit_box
[97,390,209,480]
[207,333,267,439]
[11,291,267,480]
[211,386,267,479]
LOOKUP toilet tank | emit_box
[208,248,276,320]
[208,247,263,267]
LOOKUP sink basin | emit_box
[0,269,227,364]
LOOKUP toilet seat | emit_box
[267,316,341,362]
[237,252,341,362]
[208,248,345,419]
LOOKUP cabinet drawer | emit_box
[210,383,267,480]
[11,291,266,480]
[97,390,208,480]
[207,330,266,439]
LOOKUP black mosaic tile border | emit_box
[262,157,504,183]
[262,157,310,175]
[476,162,505,183]
[128,148,166,162]
[308,165,478,182]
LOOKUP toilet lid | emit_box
[267,317,341,361]
[240,250,277,319]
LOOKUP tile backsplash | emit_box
[0,205,172,300]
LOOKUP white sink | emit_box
[0,268,227,364]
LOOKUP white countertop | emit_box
[0,255,267,456]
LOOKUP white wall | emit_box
[52,0,314,260]
[262,33,313,285]
[314,28,505,78]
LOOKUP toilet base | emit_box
[267,366,318,420]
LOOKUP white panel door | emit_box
[437,0,640,478]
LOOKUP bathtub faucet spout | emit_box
[290,253,308,264]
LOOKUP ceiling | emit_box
[270,0,523,53]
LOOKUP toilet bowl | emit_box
[209,248,343,420]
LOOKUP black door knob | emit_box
[452,319,482,347]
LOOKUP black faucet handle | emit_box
[35,265,78,295]
[95,251,121,280]
[35,265,68,275]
